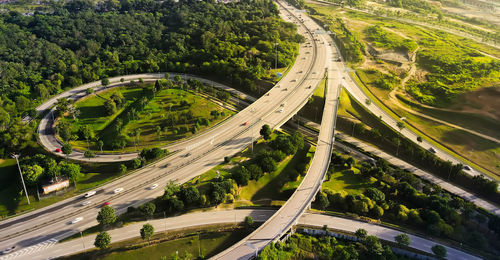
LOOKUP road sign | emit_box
[276,72,283,77]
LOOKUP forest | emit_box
[0,0,303,157]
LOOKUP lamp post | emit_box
[80,231,85,250]
[12,154,30,205]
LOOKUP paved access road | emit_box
[7,209,478,260]
[37,73,252,162]
[0,1,331,258]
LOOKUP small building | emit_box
[41,179,70,195]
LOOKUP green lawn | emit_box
[65,228,250,260]
[322,167,376,195]
[67,85,234,153]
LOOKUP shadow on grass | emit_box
[251,144,311,202]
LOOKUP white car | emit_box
[114,188,124,194]
[278,108,284,113]
[70,217,83,224]
[463,165,472,171]
[84,190,96,198]
[148,184,159,190]
[428,147,437,154]
[81,201,91,206]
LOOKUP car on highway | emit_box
[242,122,249,126]
[101,202,110,207]
[463,165,472,171]
[160,163,170,168]
[84,190,96,198]
[81,201,91,206]
[428,147,437,154]
[1,246,16,255]
[55,148,61,153]
[70,217,83,224]
[278,108,284,113]
[148,184,159,190]
[113,188,124,194]
[291,79,297,82]
[183,153,191,158]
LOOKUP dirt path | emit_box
[388,91,500,144]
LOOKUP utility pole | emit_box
[80,231,85,250]
[198,231,201,257]
[275,42,279,70]
[12,154,30,205]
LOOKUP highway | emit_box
[213,1,339,258]
[0,1,331,259]
[7,209,479,260]
[37,73,252,162]
[2,0,496,259]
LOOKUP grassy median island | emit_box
[62,226,251,260]
[60,81,234,153]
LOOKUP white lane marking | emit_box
[0,238,58,260]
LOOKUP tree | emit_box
[98,140,104,152]
[394,233,410,247]
[81,125,94,148]
[97,206,116,227]
[119,164,127,174]
[396,121,405,132]
[364,235,383,256]
[59,162,82,182]
[244,216,254,228]
[61,143,72,158]
[140,223,154,241]
[355,228,368,240]
[104,100,117,115]
[139,202,156,218]
[101,78,110,86]
[22,165,44,185]
[156,125,162,142]
[180,186,200,206]
[55,98,71,116]
[94,231,111,249]
[86,88,94,95]
[247,164,263,180]
[259,156,277,173]
[364,188,385,204]
[259,124,272,140]
[431,244,447,258]
[233,166,250,186]
[417,136,423,143]
[315,191,329,210]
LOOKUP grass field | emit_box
[322,167,376,195]
[65,227,250,260]
[67,85,234,153]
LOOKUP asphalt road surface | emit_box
[3,209,479,260]
[0,0,330,258]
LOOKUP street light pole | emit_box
[12,154,30,205]
[80,231,85,250]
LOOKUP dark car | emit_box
[1,246,16,255]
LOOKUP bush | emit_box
[245,216,254,227]
[140,148,165,161]
[84,150,95,158]
[431,244,447,258]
